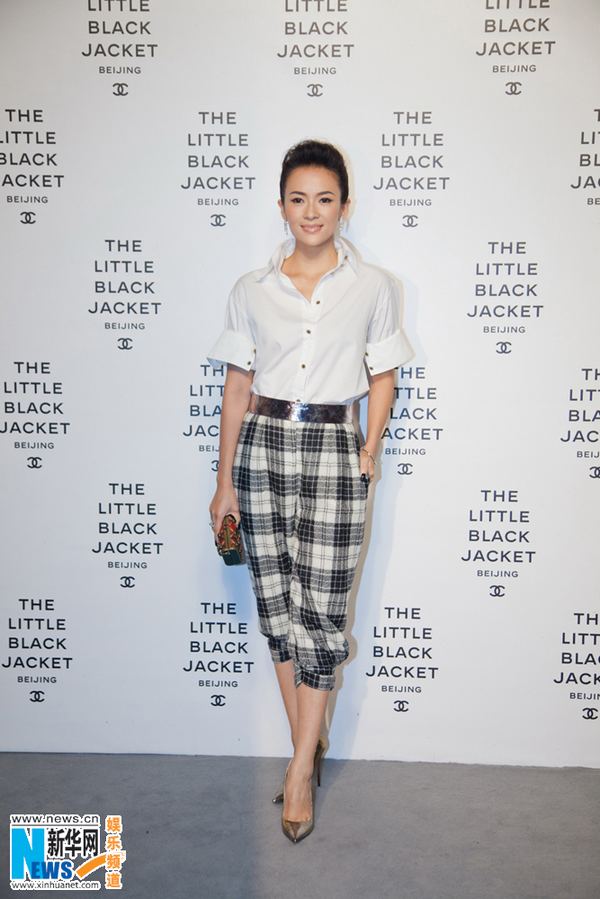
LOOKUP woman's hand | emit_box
[361,368,395,484]
[209,481,240,539]
[359,446,376,482]
[208,363,253,537]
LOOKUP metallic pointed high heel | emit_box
[272,736,326,804]
[281,757,320,844]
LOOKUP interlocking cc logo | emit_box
[307,83,323,97]
[393,700,409,712]
[496,341,512,354]
[589,466,600,479]
[117,337,133,350]
[505,81,522,95]
[397,462,413,476]
[210,694,226,707]
[582,707,598,720]
[20,211,36,224]
[30,691,45,702]
[489,584,505,598]
[113,82,128,96]
[402,214,418,228]
[27,456,43,469]
[210,214,226,227]
[120,576,135,588]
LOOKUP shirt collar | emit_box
[254,235,358,282]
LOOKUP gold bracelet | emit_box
[360,447,377,466]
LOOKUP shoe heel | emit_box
[274,736,326,804]
[313,736,326,788]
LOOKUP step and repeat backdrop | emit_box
[1,0,598,768]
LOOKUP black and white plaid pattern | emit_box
[232,410,368,691]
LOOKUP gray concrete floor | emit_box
[1,753,598,899]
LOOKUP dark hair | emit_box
[279,139,349,204]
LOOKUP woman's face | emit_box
[278,165,349,251]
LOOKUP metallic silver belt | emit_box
[253,394,354,423]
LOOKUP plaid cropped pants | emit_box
[232,410,369,691]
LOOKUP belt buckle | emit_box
[289,400,308,422]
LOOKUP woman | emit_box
[207,139,413,843]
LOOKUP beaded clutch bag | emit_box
[214,513,244,565]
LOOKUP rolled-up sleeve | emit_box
[365,276,414,375]
[206,279,256,371]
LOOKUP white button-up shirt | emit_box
[206,236,414,405]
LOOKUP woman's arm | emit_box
[209,364,254,536]
[361,368,395,478]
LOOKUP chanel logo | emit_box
[210,694,226,707]
[496,341,512,354]
[117,337,133,350]
[307,83,324,97]
[30,690,45,702]
[589,467,600,479]
[113,82,129,96]
[582,707,598,720]
[20,211,36,225]
[397,462,413,476]
[393,700,409,712]
[402,214,418,228]
[210,214,227,227]
[505,81,522,95]
[120,576,135,588]
[27,456,43,469]
[489,584,505,598]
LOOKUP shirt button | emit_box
[365,351,369,356]
[316,300,321,304]
[301,363,306,368]
[306,329,311,334]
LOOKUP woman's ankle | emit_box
[290,754,315,778]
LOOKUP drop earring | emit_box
[284,220,289,235]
